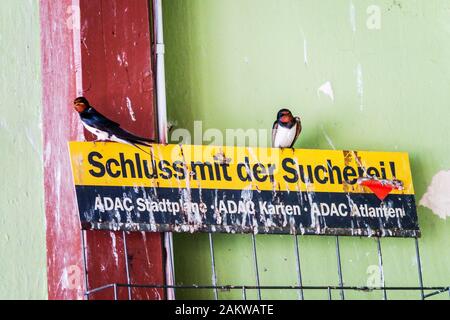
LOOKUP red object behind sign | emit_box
[358,178,403,201]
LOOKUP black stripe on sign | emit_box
[75,185,420,238]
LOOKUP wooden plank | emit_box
[40,0,164,300]
[40,0,85,300]
[79,0,163,300]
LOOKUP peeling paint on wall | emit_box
[349,1,356,33]
[420,170,450,219]
[317,81,334,101]
[321,126,336,150]
[25,127,42,157]
[126,97,137,122]
[110,232,119,266]
[303,38,308,65]
[0,118,11,135]
[356,63,364,111]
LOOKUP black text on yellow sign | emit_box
[69,142,414,195]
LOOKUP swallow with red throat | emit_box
[73,97,155,151]
[272,108,302,148]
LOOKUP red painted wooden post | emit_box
[40,0,165,300]
[40,0,85,300]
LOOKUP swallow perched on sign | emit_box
[73,97,155,150]
[272,108,302,148]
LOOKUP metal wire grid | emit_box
[81,230,450,300]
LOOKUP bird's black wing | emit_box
[81,107,154,145]
[290,117,302,148]
[109,126,155,146]
[81,107,121,129]
[272,120,278,148]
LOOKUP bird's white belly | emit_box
[82,123,109,141]
[82,122,133,146]
[274,124,297,148]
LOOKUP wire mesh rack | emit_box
[81,230,450,300]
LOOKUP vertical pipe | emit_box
[122,231,132,300]
[376,237,387,300]
[327,287,332,300]
[165,231,176,300]
[153,0,175,301]
[81,230,89,300]
[335,236,345,300]
[208,233,219,300]
[154,0,168,142]
[414,237,425,300]
[242,287,247,300]
[113,284,118,301]
[72,0,83,97]
[251,234,262,300]
[294,235,304,300]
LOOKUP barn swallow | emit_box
[272,108,302,148]
[73,97,155,151]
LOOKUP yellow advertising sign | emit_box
[68,142,419,237]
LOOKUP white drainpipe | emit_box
[155,0,168,144]
[154,0,175,300]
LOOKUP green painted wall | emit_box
[0,0,47,299]
[164,0,450,299]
